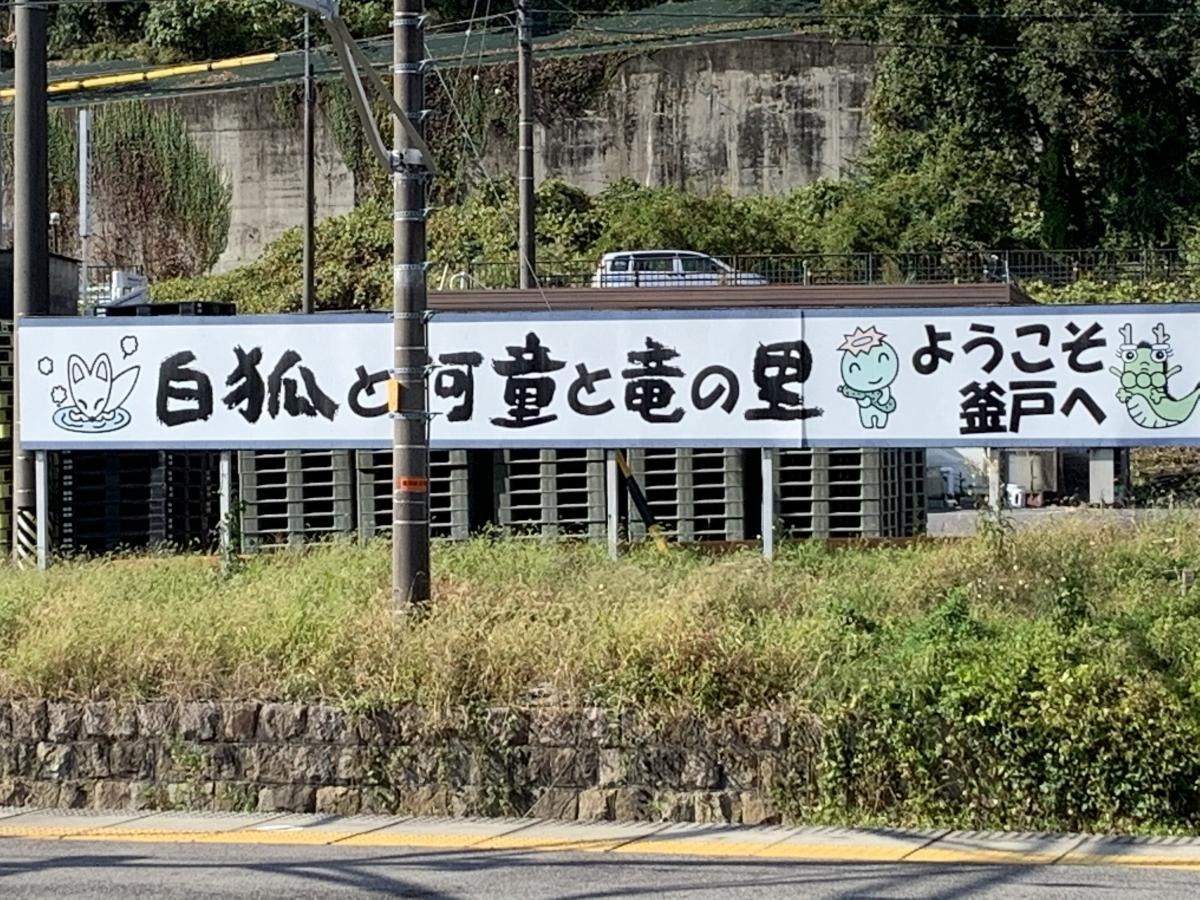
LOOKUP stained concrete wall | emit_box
[523,35,876,196]
[165,33,874,271]
[171,89,356,273]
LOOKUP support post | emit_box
[78,107,90,311]
[986,448,1007,513]
[218,451,232,553]
[393,0,431,608]
[301,12,316,314]
[34,450,47,570]
[606,450,619,560]
[12,0,48,564]
[761,448,775,561]
[516,0,535,289]
[1088,448,1116,506]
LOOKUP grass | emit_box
[0,515,1197,710]
[9,516,1200,831]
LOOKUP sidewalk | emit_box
[2,808,1200,869]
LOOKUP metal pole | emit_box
[393,0,430,608]
[78,107,90,311]
[218,450,232,553]
[34,449,47,570]
[516,0,535,289]
[301,12,316,314]
[606,450,619,560]
[12,0,48,564]
[761,448,775,561]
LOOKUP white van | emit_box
[591,250,769,288]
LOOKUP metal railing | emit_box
[430,248,1200,291]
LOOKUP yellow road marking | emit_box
[1,823,1200,871]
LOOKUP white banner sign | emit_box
[17,305,1200,449]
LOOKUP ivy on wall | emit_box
[2,102,232,279]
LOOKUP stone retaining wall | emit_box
[0,702,813,824]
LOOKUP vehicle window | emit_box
[633,255,675,273]
[680,255,722,274]
[609,256,630,272]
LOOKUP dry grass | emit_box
[0,514,1199,711]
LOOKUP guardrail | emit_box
[430,249,1200,291]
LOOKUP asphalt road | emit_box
[2,839,1199,899]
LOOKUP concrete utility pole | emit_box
[78,107,90,308]
[393,0,430,607]
[516,0,535,289]
[12,0,48,564]
[301,12,316,314]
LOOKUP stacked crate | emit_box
[0,320,11,549]
[497,449,606,539]
[771,448,925,540]
[355,449,473,541]
[55,451,159,554]
[626,448,746,541]
[237,450,354,550]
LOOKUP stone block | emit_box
[599,748,629,788]
[167,781,213,811]
[58,781,90,809]
[633,747,686,787]
[210,744,242,781]
[681,752,722,790]
[109,740,156,780]
[93,779,133,810]
[129,781,164,810]
[401,785,452,817]
[0,742,17,778]
[335,746,369,782]
[0,702,11,740]
[0,777,28,806]
[531,787,579,820]
[46,702,82,741]
[612,787,651,821]
[35,742,75,780]
[583,708,620,746]
[652,791,694,823]
[577,788,614,821]
[257,703,307,741]
[305,706,347,743]
[722,751,760,791]
[316,786,362,816]
[220,702,259,742]
[136,703,176,739]
[82,702,137,739]
[164,742,211,781]
[531,710,580,747]
[694,791,740,825]
[213,782,258,813]
[11,701,47,741]
[75,742,112,779]
[742,712,787,751]
[740,792,780,826]
[295,744,337,785]
[178,702,219,742]
[485,708,530,747]
[28,780,62,808]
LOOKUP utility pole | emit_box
[516,0,535,289]
[78,107,90,310]
[11,0,48,564]
[393,0,430,607]
[301,12,316,314]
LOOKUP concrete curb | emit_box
[2,808,1200,868]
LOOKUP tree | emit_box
[823,0,1200,248]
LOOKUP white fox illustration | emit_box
[66,352,139,422]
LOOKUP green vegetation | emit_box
[7,520,1200,831]
[826,0,1200,250]
[33,1,662,64]
[4,102,232,280]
